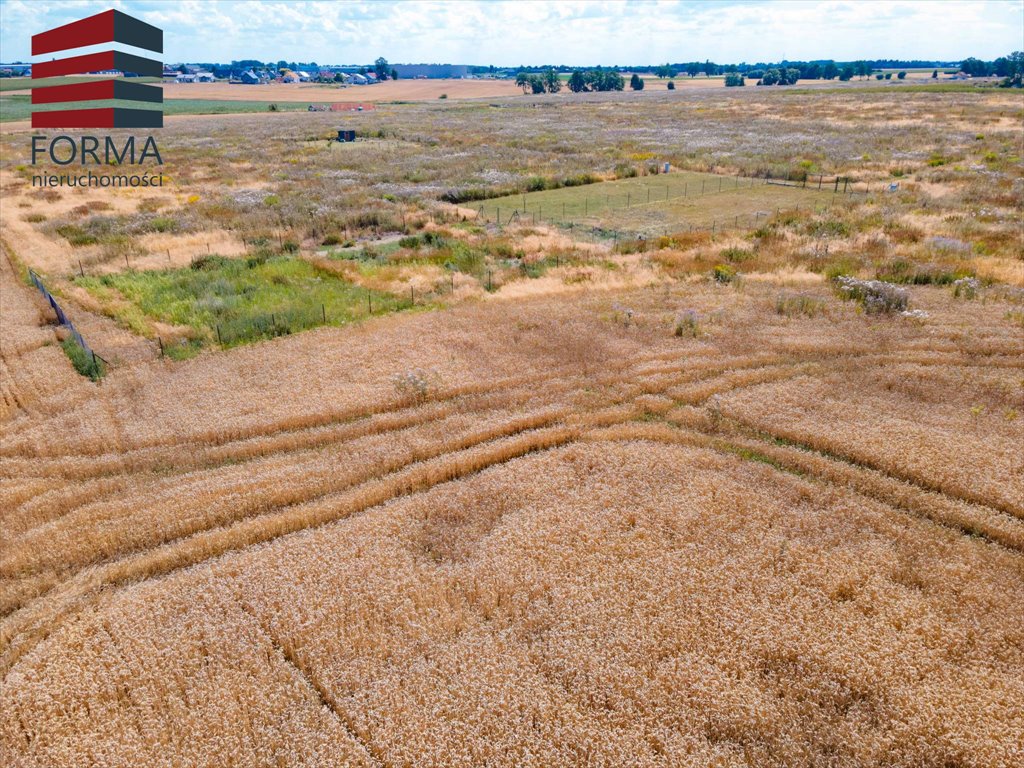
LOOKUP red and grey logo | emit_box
[32,9,163,129]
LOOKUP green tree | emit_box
[374,57,389,80]
[932,68,938,78]
[666,80,675,90]
[998,51,1024,87]
[568,70,586,92]
[897,71,906,79]
[822,61,839,80]
[724,73,744,87]
[630,73,644,90]
[543,68,561,93]
[391,68,398,81]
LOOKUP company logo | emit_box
[32,9,163,129]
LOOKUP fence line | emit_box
[28,269,108,369]
[473,171,866,233]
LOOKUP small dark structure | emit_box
[337,129,356,142]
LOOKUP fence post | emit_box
[79,260,84,277]
[627,193,630,207]
[487,269,492,291]
[451,273,455,293]
[368,291,372,314]
[818,175,823,190]
[125,254,130,270]
[410,286,414,305]
[843,178,849,193]
[322,303,326,323]
[216,324,222,344]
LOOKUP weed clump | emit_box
[776,293,824,317]
[713,264,737,284]
[392,368,441,402]
[834,276,908,314]
[952,277,981,300]
[674,309,700,337]
[61,338,103,380]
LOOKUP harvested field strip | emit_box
[0,346,789,473]
[585,422,1024,554]
[3,349,837,531]
[0,342,849,665]
[1,354,811,605]
[0,410,568,616]
[0,425,578,676]
[722,410,1024,520]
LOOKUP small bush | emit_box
[952,277,980,299]
[268,103,278,112]
[713,264,736,283]
[24,213,46,223]
[834,276,908,314]
[438,93,448,99]
[674,309,700,337]
[392,368,441,401]
[776,293,824,317]
[322,234,343,246]
[721,247,753,264]
[667,80,675,90]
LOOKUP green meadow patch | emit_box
[73,255,407,352]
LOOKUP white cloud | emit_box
[0,0,1020,64]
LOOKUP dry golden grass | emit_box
[3,256,1023,765]
[1,83,1023,767]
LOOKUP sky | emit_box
[1,0,1021,66]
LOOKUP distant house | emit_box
[175,73,196,83]
[195,71,215,82]
[162,66,179,79]
[281,71,300,83]
[350,73,368,85]
[240,70,260,84]
[365,72,378,83]
[295,71,311,82]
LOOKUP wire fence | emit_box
[471,171,866,235]
[28,268,108,370]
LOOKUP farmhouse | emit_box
[239,70,261,84]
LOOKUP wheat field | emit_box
[1,78,1023,767]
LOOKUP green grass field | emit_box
[471,172,846,236]
[73,255,408,353]
[0,95,312,122]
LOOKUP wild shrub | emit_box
[952,277,980,299]
[713,264,737,283]
[776,293,824,317]
[391,368,441,402]
[834,276,908,313]
[674,309,700,336]
[721,247,753,264]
